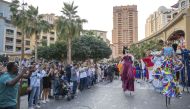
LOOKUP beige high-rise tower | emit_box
[112,5,138,58]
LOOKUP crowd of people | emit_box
[0,57,121,109]
[0,41,190,109]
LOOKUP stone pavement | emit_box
[21,80,190,109]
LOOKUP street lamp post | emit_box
[17,1,27,109]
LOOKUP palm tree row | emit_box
[10,0,87,64]
[10,0,53,61]
[10,1,87,108]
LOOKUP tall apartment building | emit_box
[42,14,58,46]
[145,6,173,37]
[145,0,190,37]
[0,0,32,56]
[32,14,58,47]
[0,0,58,59]
[112,5,138,58]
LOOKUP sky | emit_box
[6,0,178,42]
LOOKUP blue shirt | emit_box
[0,72,18,107]
[30,70,44,87]
[163,47,175,57]
[71,67,78,81]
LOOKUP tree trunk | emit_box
[21,33,25,60]
[35,33,38,62]
[35,42,38,62]
[67,37,72,64]
[17,31,25,109]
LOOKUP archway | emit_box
[167,30,185,51]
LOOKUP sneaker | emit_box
[46,99,50,102]
[35,105,41,108]
[42,100,46,104]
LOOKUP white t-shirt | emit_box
[41,70,47,77]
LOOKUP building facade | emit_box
[112,5,138,58]
[137,0,190,50]
[145,0,190,37]
[0,0,32,56]
[145,6,173,37]
[0,0,58,59]
[82,30,110,44]
[31,14,58,50]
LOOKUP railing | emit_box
[5,49,13,52]
[5,41,14,45]
[16,42,22,45]
[17,35,22,38]
[6,33,14,37]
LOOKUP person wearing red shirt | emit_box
[142,55,154,81]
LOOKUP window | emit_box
[43,36,47,40]
[16,39,22,44]
[16,47,21,51]
[5,45,13,51]
[6,37,13,43]
[50,37,54,41]
[50,31,55,35]
[25,41,30,46]
[6,29,14,35]
[25,48,30,50]
[17,32,22,36]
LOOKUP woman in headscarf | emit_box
[121,54,135,94]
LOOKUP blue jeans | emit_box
[87,76,92,87]
[53,78,60,95]
[0,105,16,109]
[79,78,84,90]
[29,86,40,107]
[72,81,78,94]
[83,77,87,88]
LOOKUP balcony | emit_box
[16,42,22,46]
[25,48,30,51]
[25,36,31,40]
[16,47,21,52]
[6,32,14,38]
[16,39,22,46]
[6,29,14,37]
[5,41,14,45]
[42,36,47,40]
[5,49,13,52]
[50,31,55,35]
[5,45,14,52]
[5,37,14,45]
[50,37,55,41]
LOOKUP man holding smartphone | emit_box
[0,62,34,109]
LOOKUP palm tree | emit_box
[56,1,87,64]
[10,0,33,60]
[27,5,53,62]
